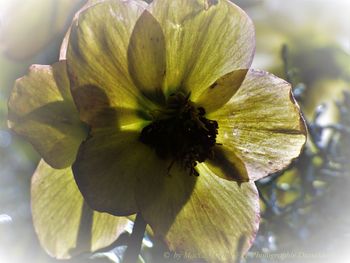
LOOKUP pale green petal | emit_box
[136,163,197,230]
[73,130,152,216]
[60,0,107,60]
[60,26,72,60]
[196,69,248,113]
[67,0,155,128]
[209,69,307,181]
[32,160,129,259]
[205,145,249,183]
[8,61,87,168]
[140,164,259,263]
[149,0,255,100]
[128,10,166,104]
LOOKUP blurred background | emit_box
[0,0,349,262]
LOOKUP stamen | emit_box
[140,92,219,176]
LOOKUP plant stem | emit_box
[122,212,147,263]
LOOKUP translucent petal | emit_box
[73,130,156,216]
[128,10,166,104]
[66,0,155,129]
[149,0,255,100]
[205,146,249,182]
[209,69,307,181]
[8,61,87,168]
[140,164,260,263]
[32,160,129,259]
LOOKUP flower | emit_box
[8,0,306,262]
[8,62,131,259]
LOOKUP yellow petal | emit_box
[136,163,197,231]
[140,164,259,263]
[60,0,103,60]
[195,69,248,113]
[149,0,255,99]
[32,160,129,259]
[8,61,87,168]
[209,69,307,181]
[128,10,166,104]
[73,130,151,216]
[205,146,249,182]
[67,0,155,128]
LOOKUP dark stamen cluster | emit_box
[140,93,219,176]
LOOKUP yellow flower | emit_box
[8,0,306,261]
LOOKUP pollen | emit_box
[140,92,219,176]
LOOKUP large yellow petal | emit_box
[66,0,156,128]
[140,164,259,263]
[149,0,255,100]
[128,10,166,104]
[205,145,249,183]
[8,61,87,168]
[209,69,307,181]
[59,0,111,60]
[195,69,248,114]
[136,162,197,233]
[32,160,130,259]
[73,130,154,216]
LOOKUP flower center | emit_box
[140,92,219,176]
